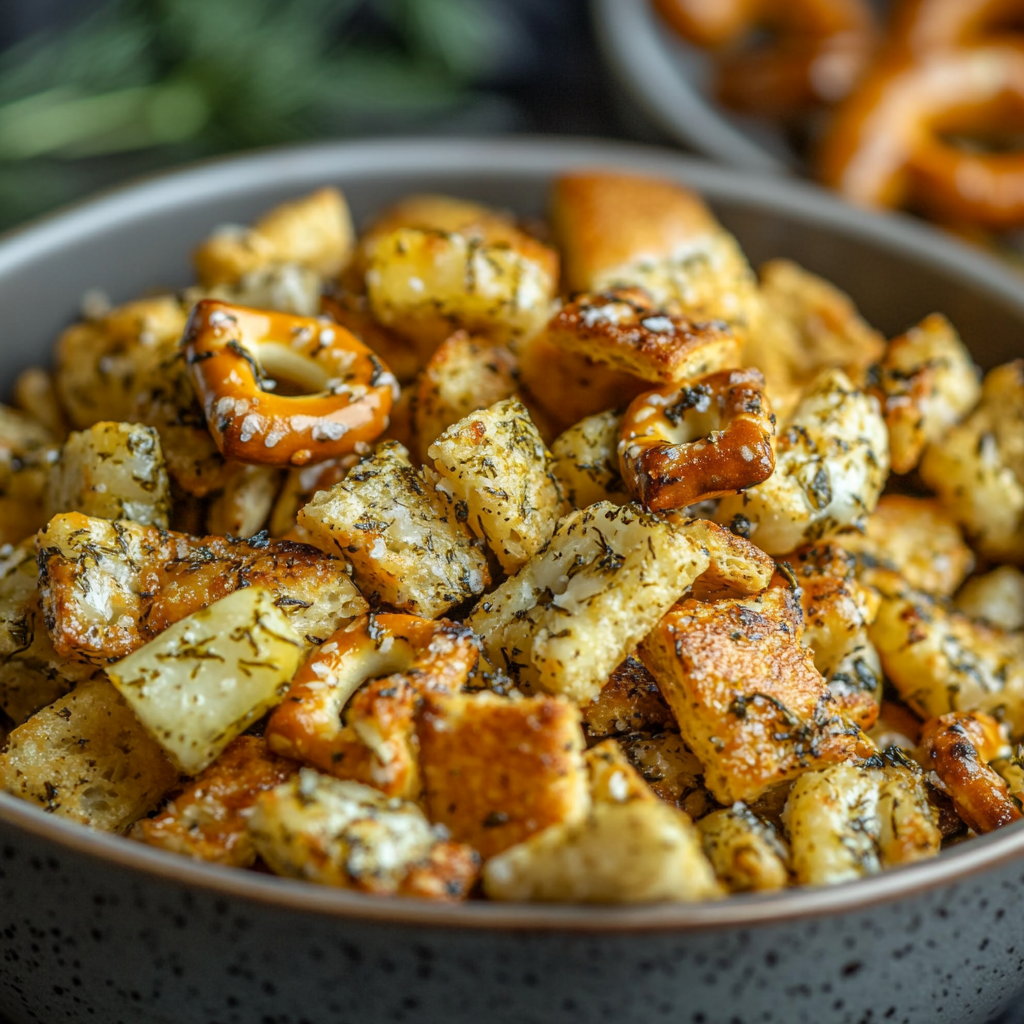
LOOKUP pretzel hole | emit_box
[255,342,332,397]
[641,384,724,446]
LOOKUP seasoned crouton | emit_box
[37,512,367,663]
[790,544,882,730]
[268,457,354,540]
[107,587,303,774]
[584,738,658,805]
[411,331,518,461]
[0,541,92,724]
[869,313,980,475]
[581,655,676,741]
[697,803,790,893]
[551,172,761,346]
[483,796,721,903]
[467,503,710,704]
[427,398,566,574]
[756,258,885,389]
[640,583,873,804]
[868,574,1024,736]
[248,768,478,899]
[542,287,741,384]
[920,360,1024,562]
[365,216,558,356]
[0,405,59,546]
[205,464,282,539]
[783,754,941,886]
[132,735,298,866]
[193,187,354,286]
[417,689,589,859]
[867,700,922,754]
[956,566,1024,632]
[46,421,171,528]
[623,731,719,819]
[13,366,67,440]
[682,518,776,599]
[186,263,323,317]
[716,369,889,555]
[0,676,178,831]
[550,409,628,510]
[837,494,974,597]
[297,441,489,618]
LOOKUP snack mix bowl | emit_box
[3,137,1024,1024]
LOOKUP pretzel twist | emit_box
[918,710,1022,834]
[264,614,479,785]
[619,367,776,512]
[183,299,397,466]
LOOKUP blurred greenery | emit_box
[0,0,506,229]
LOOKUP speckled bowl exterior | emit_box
[2,138,1024,1024]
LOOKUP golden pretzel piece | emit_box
[619,367,776,512]
[264,614,479,786]
[183,299,397,466]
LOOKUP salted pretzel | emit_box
[888,0,1024,58]
[618,367,776,512]
[264,614,479,790]
[182,299,398,466]
[917,711,1023,833]
[654,0,876,117]
[822,42,1024,229]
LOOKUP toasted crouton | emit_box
[13,366,67,440]
[697,803,790,893]
[297,441,489,618]
[869,313,980,475]
[581,655,676,741]
[46,421,171,528]
[0,676,178,831]
[248,768,479,899]
[837,494,974,597]
[193,187,354,286]
[639,583,873,804]
[37,512,367,663]
[542,288,741,384]
[428,398,566,574]
[0,541,92,724]
[467,503,711,704]
[417,689,589,859]
[550,409,628,510]
[551,172,761,345]
[205,464,282,539]
[956,566,1024,632]
[584,738,658,805]
[132,735,298,866]
[623,731,718,819]
[0,405,59,546]
[411,331,518,461]
[107,587,303,774]
[783,755,941,885]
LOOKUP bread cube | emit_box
[580,654,676,741]
[297,441,489,618]
[46,421,171,527]
[584,738,659,806]
[37,512,366,663]
[428,398,565,574]
[543,288,741,384]
[0,676,178,831]
[622,731,718,819]
[0,405,60,546]
[365,225,557,357]
[417,689,589,859]
[467,502,710,704]
[106,586,303,774]
[187,263,323,317]
[411,331,517,460]
[13,366,67,440]
[247,768,479,899]
[0,541,92,724]
[550,410,628,510]
[783,756,941,886]
[956,566,1024,632]
[193,187,354,286]
[132,735,298,866]
[639,583,873,804]
[697,804,790,893]
[205,464,282,538]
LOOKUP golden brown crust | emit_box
[640,584,872,804]
[581,655,677,741]
[417,690,589,859]
[133,735,298,866]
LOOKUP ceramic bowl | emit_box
[2,138,1024,1024]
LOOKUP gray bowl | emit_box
[2,137,1024,1024]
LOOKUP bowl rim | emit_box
[590,0,791,172]
[3,134,1024,932]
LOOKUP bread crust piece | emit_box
[551,409,628,510]
[133,735,298,866]
[297,441,490,618]
[417,689,589,859]
[639,582,873,804]
[37,511,367,664]
[0,676,178,831]
[697,803,790,893]
[543,288,740,384]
